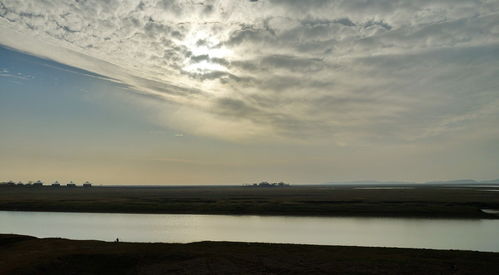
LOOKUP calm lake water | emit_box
[1,211,499,252]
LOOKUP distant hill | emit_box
[423,179,478,184]
[323,180,416,186]
[323,179,499,186]
[423,179,499,185]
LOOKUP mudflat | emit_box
[1,234,499,274]
[0,185,498,218]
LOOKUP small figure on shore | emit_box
[115,238,119,243]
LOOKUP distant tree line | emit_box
[244,181,290,187]
[0,180,92,188]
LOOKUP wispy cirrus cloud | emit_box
[1,0,498,143]
[0,68,34,80]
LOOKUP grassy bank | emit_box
[1,234,498,274]
[0,185,498,218]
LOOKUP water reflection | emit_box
[1,211,498,252]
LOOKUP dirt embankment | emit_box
[1,234,499,274]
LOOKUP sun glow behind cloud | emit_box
[0,0,498,144]
[1,0,499,185]
[183,60,227,74]
[181,30,232,74]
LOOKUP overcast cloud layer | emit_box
[1,0,499,143]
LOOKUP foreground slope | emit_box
[1,234,499,274]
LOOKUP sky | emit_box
[1,0,499,185]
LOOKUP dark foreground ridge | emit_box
[1,234,499,274]
[0,185,498,218]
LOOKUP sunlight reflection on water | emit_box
[1,211,498,252]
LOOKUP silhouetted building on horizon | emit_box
[246,181,290,187]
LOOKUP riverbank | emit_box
[0,185,498,219]
[1,234,499,274]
